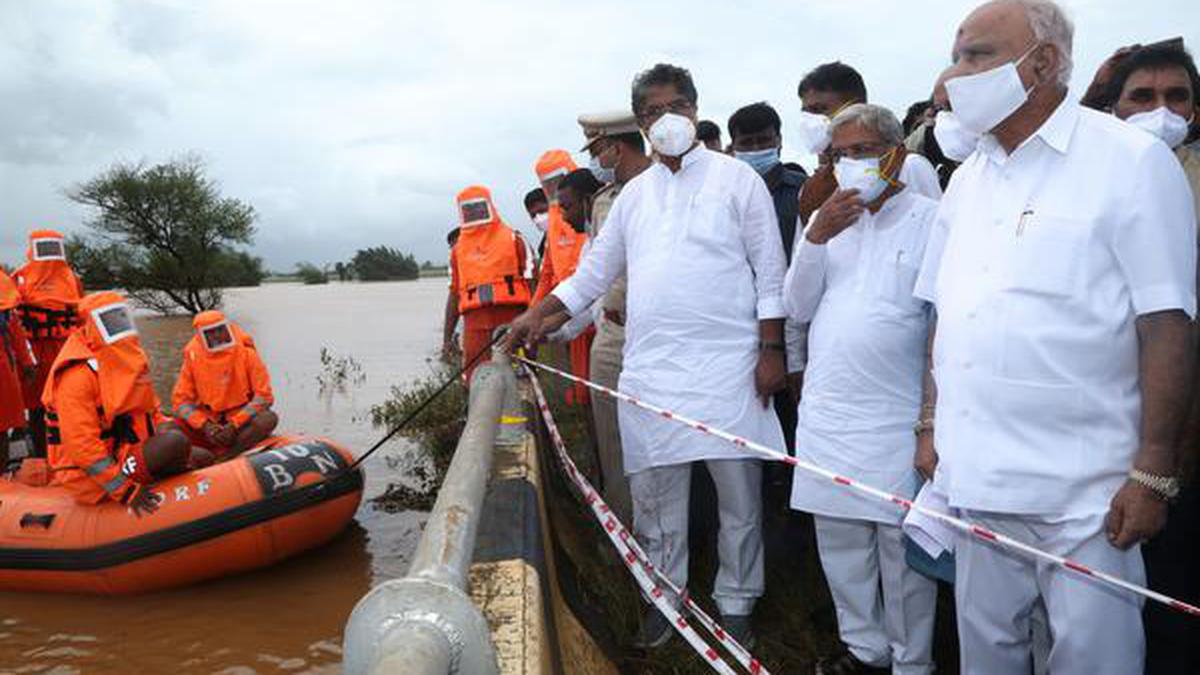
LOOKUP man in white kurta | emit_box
[914,3,1197,672]
[507,64,787,647]
[786,104,937,675]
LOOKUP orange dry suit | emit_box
[1,269,36,432]
[45,292,168,504]
[450,186,532,382]
[531,150,588,304]
[530,150,593,405]
[15,229,84,411]
[172,311,274,437]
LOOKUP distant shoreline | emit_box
[261,268,448,284]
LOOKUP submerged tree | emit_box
[351,246,419,281]
[67,155,258,313]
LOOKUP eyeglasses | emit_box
[637,98,694,123]
[828,142,892,162]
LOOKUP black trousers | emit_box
[1143,486,1200,675]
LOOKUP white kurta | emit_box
[785,189,938,523]
[914,102,1197,517]
[554,146,788,473]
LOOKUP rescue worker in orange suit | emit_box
[442,185,533,384]
[1,267,37,470]
[530,149,594,405]
[172,311,278,458]
[44,292,210,515]
[14,230,84,458]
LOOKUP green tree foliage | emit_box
[209,248,267,288]
[295,262,329,285]
[351,246,419,282]
[67,155,257,313]
[64,234,121,291]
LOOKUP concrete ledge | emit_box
[470,388,617,675]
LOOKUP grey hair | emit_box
[830,103,904,146]
[1015,0,1074,86]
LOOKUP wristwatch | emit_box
[759,341,786,352]
[1129,469,1181,503]
[913,419,935,437]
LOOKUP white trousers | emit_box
[956,511,1145,675]
[629,459,763,615]
[589,321,630,524]
[814,516,937,674]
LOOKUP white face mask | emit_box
[932,110,981,162]
[796,110,833,154]
[834,155,890,203]
[1126,107,1192,149]
[532,212,549,233]
[588,155,615,184]
[945,44,1039,135]
[647,113,696,157]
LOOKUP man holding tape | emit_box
[506,63,788,649]
[914,1,1196,672]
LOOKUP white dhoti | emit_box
[629,459,763,616]
[955,511,1144,675]
[814,516,937,674]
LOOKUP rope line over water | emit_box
[346,329,509,471]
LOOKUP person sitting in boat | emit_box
[45,291,207,514]
[1,266,36,470]
[172,310,277,458]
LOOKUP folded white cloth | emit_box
[902,480,958,559]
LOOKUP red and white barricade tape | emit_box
[517,355,1200,619]
[525,364,770,674]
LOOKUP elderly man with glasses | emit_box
[785,103,939,675]
[506,62,788,649]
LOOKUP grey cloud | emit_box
[2,0,1195,271]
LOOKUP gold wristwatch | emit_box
[1129,469,1181,503]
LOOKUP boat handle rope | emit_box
[516,355,1200,620]
[345,328,509,472]
[525,362,762,674]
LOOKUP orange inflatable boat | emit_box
[0,436,363,594]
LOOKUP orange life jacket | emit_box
[44,292,162,504]
[0,268,18,311]
[173,311,273,429]
[544,203,588,282]
[453,186,531,312]
[15,230,83,339]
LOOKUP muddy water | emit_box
[0,278,449,674]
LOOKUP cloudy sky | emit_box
[0,0,1192,270]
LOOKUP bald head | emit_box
[951,0,1072,87]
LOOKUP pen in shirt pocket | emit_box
[1016,209,1034,237]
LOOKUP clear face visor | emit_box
[32,238,66,262]
[92,303,137,345]
[459,199,493,227]
[200,321,235,352]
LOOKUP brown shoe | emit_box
[815,649,890,675]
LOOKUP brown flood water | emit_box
[1,278,449,674]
